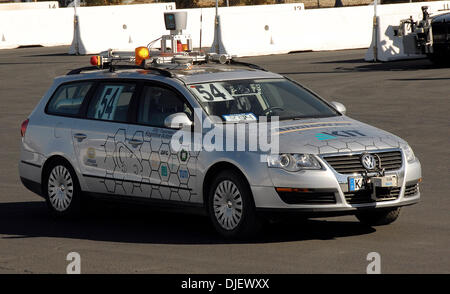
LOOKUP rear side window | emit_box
[47,82,92,116]
[87,83,136,123]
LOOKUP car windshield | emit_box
[188,78,339,122]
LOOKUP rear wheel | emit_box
[355,207,401,226]
[208,170,261,238]
[428,49,450,66]
[43,159,82,217]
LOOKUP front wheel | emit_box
[208,170,261,238]
[355,208,401,226]
[43,160,82,217]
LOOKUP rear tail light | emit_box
[21,118,29,137]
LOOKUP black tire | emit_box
[42,159,83,218]
[428,49,450,66]
[355,207,401,226]
[207,170,261,239]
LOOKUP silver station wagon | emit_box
[19,57,422,238]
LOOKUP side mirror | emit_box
[330,101,346,115]
[164,112,193,129]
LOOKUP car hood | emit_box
[270,116,407,155]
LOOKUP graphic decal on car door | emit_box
[99,128,198,202]
[101,128,144,195]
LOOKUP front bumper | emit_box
[250,156,422,213]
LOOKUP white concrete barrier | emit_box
[210,5,373,57]
[207,1,450,58]
[69,3,304,55]
[0,1,58,10]
[1,1,448,62]
[0,8,73,50]
[0,3,176,52]
[178,3,305,50]
[365,1,450,61]
[69,3,176,55]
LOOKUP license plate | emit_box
[372,175,398,188]
[348,176,365,192]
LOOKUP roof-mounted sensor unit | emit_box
[164,11,187,33]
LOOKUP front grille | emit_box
[344,187,401,204]
[404,183,419,197]
[277,191,336,205]
[323,151,402,174]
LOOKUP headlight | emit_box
[267,154,322,171]
[403,144,416,163]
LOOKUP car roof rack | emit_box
[66,66,101,75]
[229,60,267,72]
[66,64,174,78]
[145,66,174,78]
[66,65,138,75]
[66,54,266,77]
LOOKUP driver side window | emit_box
[137,85,192,128]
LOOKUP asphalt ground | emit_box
[0,46,448,274]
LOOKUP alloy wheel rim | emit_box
[213,180,243,231]
[48,165,73,212]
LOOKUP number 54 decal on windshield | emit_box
[190,83,234,102]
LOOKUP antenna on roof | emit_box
[199,8,203,53]
[210,1,228,55]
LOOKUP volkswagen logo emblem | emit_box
[361,153,376,170]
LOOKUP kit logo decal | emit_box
[315,130,366,140]
[315,133,337,140]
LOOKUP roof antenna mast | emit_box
[215,0,219,54]
[199,8,203,52]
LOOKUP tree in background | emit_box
[77,0,122,5]
[170,0,200,8]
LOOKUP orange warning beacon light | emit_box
[135,46,150,66]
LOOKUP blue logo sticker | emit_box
[315,133,337,141]
[179,169,188,179]
[349,178,355,191]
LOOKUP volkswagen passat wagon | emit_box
[19,61,422,238]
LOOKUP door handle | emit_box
[73,133,87,142]
[129,139,143,147]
